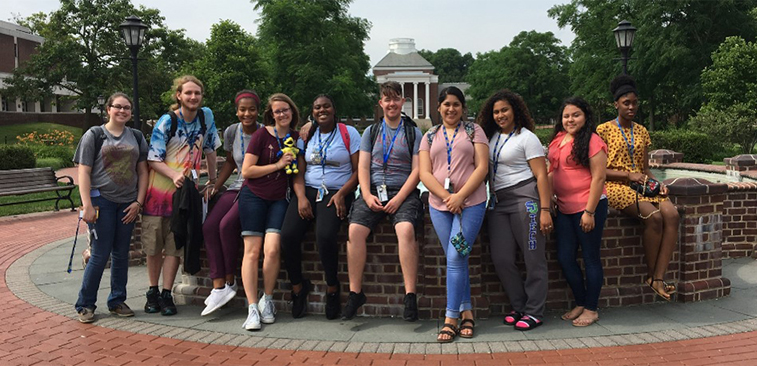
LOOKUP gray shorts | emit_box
[349,188,424,231]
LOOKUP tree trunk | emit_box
[649,95,655,132]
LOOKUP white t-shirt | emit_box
[489,128,545,191]
[298,124,361,190]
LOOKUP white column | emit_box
[425,82,430,118]
[400,82,405,98]
[412,82,419,119]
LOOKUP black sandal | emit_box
[459,319,475,338]
[649,279,672,301]
[514,314,543,331]
[436,323,458,343]
[647,277,676,294]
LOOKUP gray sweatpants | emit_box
[487,178,548,318]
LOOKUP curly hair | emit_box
[610,74,638,101]
[262,93,300,129]
[550,97,596,168]
[310,94,339,126]
[169,75,204,111]
[477,89,535,140]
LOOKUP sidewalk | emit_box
[2,211,757,365]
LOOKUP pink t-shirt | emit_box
[548,131,607,214]
[419,123,489,211]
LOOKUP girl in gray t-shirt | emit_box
[72,92,148,323]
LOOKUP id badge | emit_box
[487,197,497,211]
[377,184,389,202]
[191,169,199,181]
[316,184,328,202]
[311,153,322,165]
[444,178,454,193]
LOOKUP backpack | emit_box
[304,122,352,151]
[166,109,206,143]
[369,112,418,158]
[92,125,144,157]
[425,120,476,149]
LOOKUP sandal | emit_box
[503,311,523,326]
[514,314,542,331]
[572,310,599,327]
[459,319,475,338]
[649,279,672,301]
[436,323,459,343]
[647,277,676,294]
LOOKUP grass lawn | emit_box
[0,185,81,217]
[0,122,83,145]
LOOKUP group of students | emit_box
[72,74,679,343]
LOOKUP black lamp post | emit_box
[97,95,105,124]
[613,20,637,75]
[119,15,148,130]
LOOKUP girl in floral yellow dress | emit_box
[596,75,679,301]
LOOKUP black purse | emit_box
[630,176,661,198]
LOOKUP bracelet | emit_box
[135,201,143,208]
[584,209,595,216]
[540,206,552,213]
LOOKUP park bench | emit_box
[0,167,76,211]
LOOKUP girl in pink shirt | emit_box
[548,97,607,327]
[419,87,489,342]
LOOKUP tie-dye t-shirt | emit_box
[143,107,221,217]
[73,126,148,203]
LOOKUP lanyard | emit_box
[178,109,201,170]
[490,130,515,183]
[239,124,246,154]
[315,126,338,175]
[273,127,291,154]
[381,119,403,172]
[442,123,461,177]
[616,117,636,169]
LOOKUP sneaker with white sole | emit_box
[258,297,276,324]
[201,285,236,316]
[242,304,261,331]
[205,280,237,305]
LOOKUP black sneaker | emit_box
[291,279,311,319]
[159,290,177,316]
[403,293,418,321]
[325,286,341,320]
[144,287,161,314]
[342,291,366,320]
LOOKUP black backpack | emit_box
[368,112,418,158]
[166,110,206,143]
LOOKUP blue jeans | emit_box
[555,199,608,311]
[429,202,486,319]
[75,196,134,312]
[238,186,289,237]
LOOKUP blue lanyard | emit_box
[442,123,461,177]
[239,124,246,154]
[616,118,636,169]
[178,109,199,147]
[315,126,337,172]
[381,119,403,171]
[273,127,291,156]
[490,130,514,182]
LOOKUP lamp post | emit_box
[119,15,148,130]
[97,95,105,124]
[613,20,637,75]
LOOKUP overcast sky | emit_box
[4,0,576,67]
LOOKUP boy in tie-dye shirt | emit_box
[142,76,221,316]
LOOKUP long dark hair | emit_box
[477,89,535,139]
[551,97,596,168]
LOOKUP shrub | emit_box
[534,127,553,146]
[16,129,75,146]
[0,145,36,170]
[650,129,721,163]
[35,157,68,170]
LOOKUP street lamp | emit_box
[97,95,105,124]
[613,20,637,75]
[119,15,148,130]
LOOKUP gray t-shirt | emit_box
[223,122,261,191]
[359,122,422,190]
[73,126,148,203]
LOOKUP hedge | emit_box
[649,129,722,163]
[0,145,36,170]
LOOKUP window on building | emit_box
[1,97,7,112]
[21,100,28,112]
[403,97,413,116]
[417,98,424,117]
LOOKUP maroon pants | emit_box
[202,190,241,279]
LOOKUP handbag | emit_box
[630,176,661,198]
[451,213,471,256]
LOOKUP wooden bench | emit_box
[0,167,76,211]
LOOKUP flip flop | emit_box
[647,277,676,294]
[459,318,475,338]
[436,323,459,343]
[650,279,672,301]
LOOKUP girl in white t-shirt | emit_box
[480,90,553,331]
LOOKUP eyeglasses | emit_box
[273,108,291,116]
[110,104,132,111]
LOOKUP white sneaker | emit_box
[258,297,276,324]
[201,285,236,316]
[205,280,237,305]
[242,305,261,330]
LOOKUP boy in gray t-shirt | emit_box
[343,81,423,321]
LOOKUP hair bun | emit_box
[610,75,637,100]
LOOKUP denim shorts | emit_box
[238,186,289,237]
[349,188,424,231]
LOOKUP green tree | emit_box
[549,0,757,128]
[253,0,374,117]
[2,0,195,129]
[466,31,570,124]
[182,20,269,130]
[690,36,757,153]
[417,48,474,83]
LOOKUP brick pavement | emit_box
[1,211,756,365]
